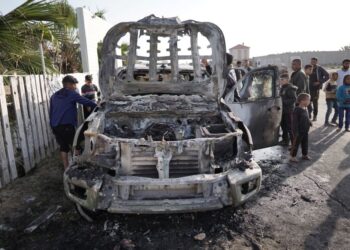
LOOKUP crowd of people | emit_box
[280,58,350,163]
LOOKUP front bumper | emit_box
[63,162,261,214]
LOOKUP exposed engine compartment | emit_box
[80,110,240,179]
[104,116,227,141]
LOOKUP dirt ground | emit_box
[1,93,349,250]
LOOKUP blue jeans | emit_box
[338,107,350,129]
[325,99,338,124]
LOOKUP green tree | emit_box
[340,45,350,51]
[92,9,106,20]
[120,43,129,66]
[47,29,82,73]
[0,0,76,74]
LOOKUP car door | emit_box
[224,66,282,149]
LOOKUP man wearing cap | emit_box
[81,74,100,119]
[49,75,97,169]
[308,57,329,121]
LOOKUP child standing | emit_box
[336,74,350,132]
[323,72,339,126]
[290,93,312,163]
[279,73,297,146]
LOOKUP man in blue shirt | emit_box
[50,75,97,169]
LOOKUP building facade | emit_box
[229,44,250,62]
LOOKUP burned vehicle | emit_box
[64,15,281,215]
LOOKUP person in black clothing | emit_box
[308,57,329,121]
[222,53,239,100]
[235,61,245,81]
[279,73,297,146]
[201,58,212,76]
[81,74,100,119]
[290,93,312,163]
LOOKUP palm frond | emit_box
[0,0,77,74]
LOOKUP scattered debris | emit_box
[109,231,116,237]
[291,198,298,207]
[26,207,33,215]
[143,229,150,235]
[23,195,36,203]
[0,224,14,232]
[24,205,61,233]
[194,232,206,241]
[301,194,313,203]
[103,220,108,231]
[119,239,135,249]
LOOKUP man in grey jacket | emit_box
[290,59,308,96]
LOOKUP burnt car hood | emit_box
[99,15,227,107]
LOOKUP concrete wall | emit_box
[253,51,350,68]
[76,7,112,79]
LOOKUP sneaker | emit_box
[324,123,330,127]
[346,128,350,132]
[329,122,337,127]
[312,117,317,122]
[302,155,311,160]
[331,121,338,125]
[289,157,298,163]
[336,128,342,132]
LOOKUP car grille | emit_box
[127,146,200,178]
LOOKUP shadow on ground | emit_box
[304,171,350,249]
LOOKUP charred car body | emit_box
[64,15,282,214]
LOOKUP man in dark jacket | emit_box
[50,75,97,169]
[279,73,298,145]
[290,59,308,95]
[308,57,329,121]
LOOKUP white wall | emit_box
[76,7,112,78]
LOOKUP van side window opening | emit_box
[239,70,275,101]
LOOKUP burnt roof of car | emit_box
[99,15,227,99]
